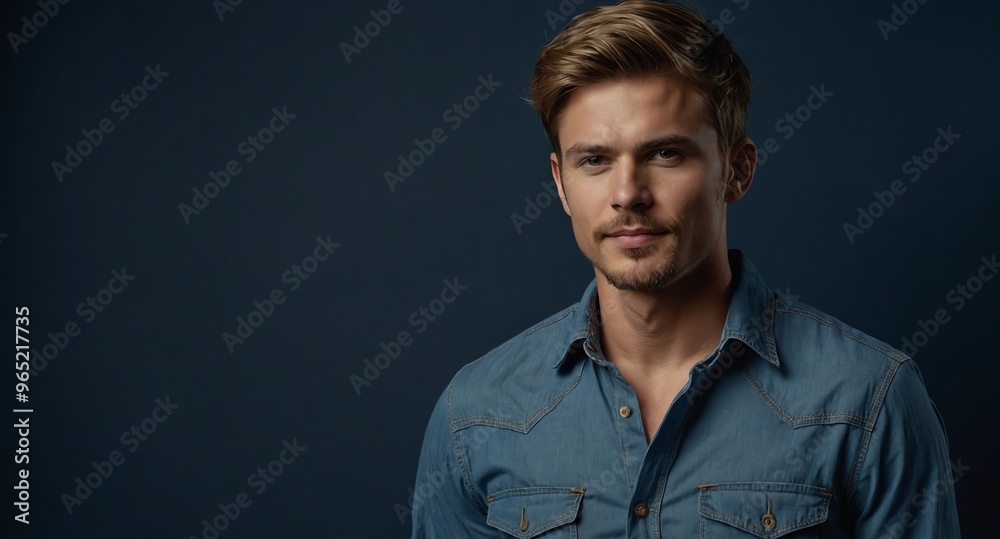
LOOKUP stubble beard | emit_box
[594,243,681,291]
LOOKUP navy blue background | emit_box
[2,1,996,537]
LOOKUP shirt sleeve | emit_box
[410,385,494,538]
[851,359,962,538]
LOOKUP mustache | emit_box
[593,213,676,242]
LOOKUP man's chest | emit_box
[458,365,861,537]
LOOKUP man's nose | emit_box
[610,159,652,211]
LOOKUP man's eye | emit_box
[653,149,679,160]
[583,156,607,167]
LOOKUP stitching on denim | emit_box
[608,374,635,492]
[446,367,487,512]
[704,482,831,493]
[863,360,899,431]
[846,426,873,509]
[452,431,485,513]
[763,292,779,361]
[461,305,579,376]
[652,401,701,539]
[520,305,577,339]
[450,360,585,432]
[741,367,794,425]
[774,304,909,364]
[485,487,583,537]
[742,368,875,429]
[846,359,901,503]
[699,483,831,536]
[699,490,707,539]
[655,470,669,539]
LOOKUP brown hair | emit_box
[530,0,752,158]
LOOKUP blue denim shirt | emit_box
[411,250,960,538]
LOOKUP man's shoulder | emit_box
[772,292,908,366]
[442,302,584,430]
[754,292,914,430]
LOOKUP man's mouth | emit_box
[605,228,669,248]
[606,228,667,237]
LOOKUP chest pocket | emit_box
[486,487,584,538]
[698,482,831,538]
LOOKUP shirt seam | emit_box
[846,358,903,503]
[607,372,635,493]
[473,303,581,369]
[740,368,872,429]
[450,360,586,431]
[446,364,488,513]
[774,304,910,364]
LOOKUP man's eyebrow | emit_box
[562,135,698,160]
[634,135,698,152]
[563,143,613,160]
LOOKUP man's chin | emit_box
[598,263,678,291]
[605,277,667,291]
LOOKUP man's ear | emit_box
[550,151,572,216]
[724,137,757,204]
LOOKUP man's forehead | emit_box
[555,75,713,149]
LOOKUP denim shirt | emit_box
[411,250,960,538]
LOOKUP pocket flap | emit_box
[698,482,831,538]
[486,487,584,538]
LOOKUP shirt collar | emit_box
[553,249,780,369]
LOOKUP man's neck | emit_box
[596,249,736,375]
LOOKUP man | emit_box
[411,1,961,537]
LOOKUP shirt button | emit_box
[619,404,632,418]
[634,502,649,518]
[762,500,776,529]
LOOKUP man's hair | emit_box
[530,0,752,158]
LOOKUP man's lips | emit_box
[605,228,668,237]
[604,228,669,248]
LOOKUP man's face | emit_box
[550,75,738,291]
